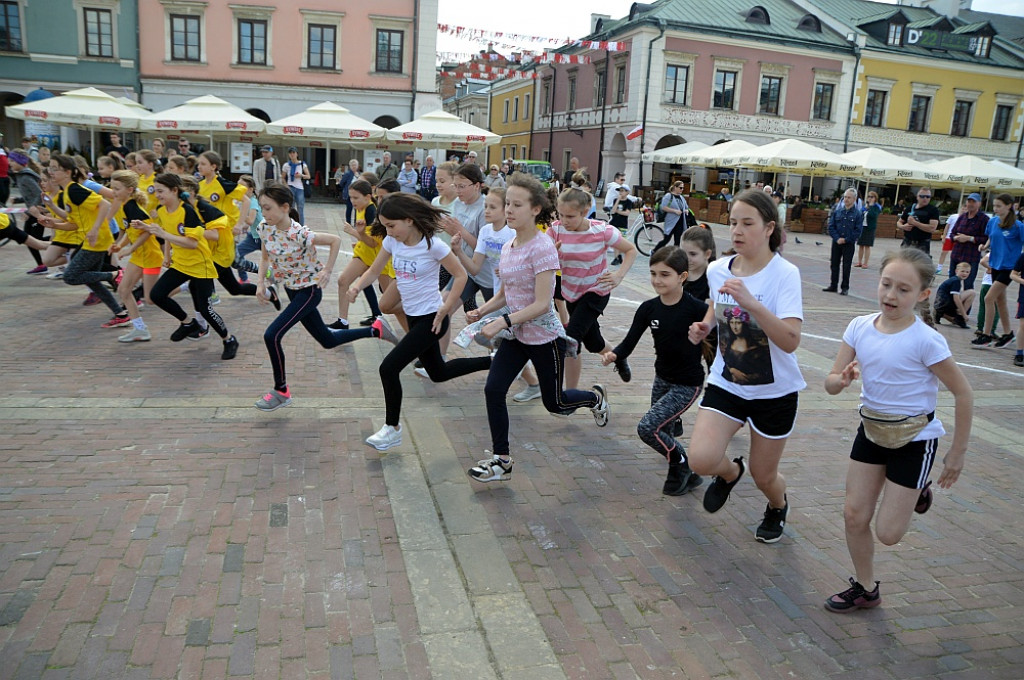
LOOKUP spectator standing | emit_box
[252,145,281,193]
[104,132,130,158]
[377,152,398,183]
[855,191,881,270]
[946,193,989,287]
[0,143,9,204]
[176,138,196,157]
[562,156,580,187]
[284,147,310,224]
[653,181,689,252]
[484,165,506,190]
[824,188,863,296]
[338,159,358,222]
[419,156,437,202]
[603,172,626,216]
[898,188,940,256]
[397,156,418,193]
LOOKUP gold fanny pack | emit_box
[859,406,934,449]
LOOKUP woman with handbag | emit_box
[823,247,972,613]
[653,182,689,253]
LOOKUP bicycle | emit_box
[626,207,664,257]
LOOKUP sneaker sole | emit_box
[512,391,542,402]
[467,470,512,483]
[365,438,402,451]
[664,475,703,497]
[118,336,151,343]
[824,599,881,613]
[755,531,785,544]
[254,400,291,412]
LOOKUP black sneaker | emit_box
[953,316,968,329]
[702,457,745,513]
[914,481,932,514]
[170,320,199,342]
[755,497,789,543]
[663,463,703,496]
[222,335,239,360]
[970,334,993,348]
[824,578,881,613]
[414,359,424,369]
[993,332,1015,348]
[671,419,683,438]
[359,315,375,327]
[822,286,838,293]
[328,319,349,330]
[187,324,210,341]
[1015,355,1024,367]
[614,356,632,383]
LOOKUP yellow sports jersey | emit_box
[199,175,246,228]
[118,199,163,270]
[60,182,110,252]
[0,213,8,229]
[195,198,234,268]
[156,202,216,278]
[351,203,395,277]
[137,172,160,215]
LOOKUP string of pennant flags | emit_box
[438,23,627,52]
[438,69,539,80]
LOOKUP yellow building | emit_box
[489,75,535,165]
[812,0,1024,163]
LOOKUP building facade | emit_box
[0,0,139,145]
[137,0,439,126]
[488,76,534,166]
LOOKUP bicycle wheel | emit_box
[634,223,664,256]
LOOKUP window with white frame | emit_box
[371,16,408,75]
[714,71,737,109]
[237,19,266,65]
[301,9,343,70]
[759,76,782,115]
[568,74,577,109]
[973,35,991,58]
[161,0,205,64]
[594,68,606,107]
[74,0,123,60]
[524,93,531,120]
[665,64,688,105]
[542,80,551,113]
[503,98,509,123]
[887,23,903,46]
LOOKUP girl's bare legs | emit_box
[983,281,1011,336]
[336,258,369,322]
[41,244,69,268]
[844,461,919,585]
[378,280,408,332]
[747,430,789,509]
[118,263,143,319]
[687,409,745,479]
[862,246,871,269]
[378,275,406,330]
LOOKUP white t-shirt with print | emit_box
[474,223,514,286]
[382,235,450,317]
[706,254,806,399]
[843,313,951,441]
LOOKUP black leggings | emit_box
[215,263,258,296]
[150,268,229,338]
[380,313,491,426]
[1,216,47,265]
[565,291,609,353]
[266,286,372,391]
[653,225,684,253]
[485,337,600,456]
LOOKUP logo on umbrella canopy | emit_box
[157,120,178,129]
[349,130,370,139]
[839,164,859,173]
[466,135,486,142]
[402,132,423,140]
[810,161,830,169]
[225,121,247,130]
[25,110,47,119]
[284,126,304,134]
[99,116,122,126]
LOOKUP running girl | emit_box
[253,184,398,411]
[465,174,609,483]
[105,170,162,341]
[971,194,1024,349]
[348,193,492,451]
[332,179,397,330]
[140,173,240,360]
[823,247,972,612]
[451,187,512,290]
[442,163,489,310]
[549,186,638,389]
[687,189,805,543]
[601,246,708,496]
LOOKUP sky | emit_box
[437,0,1024,59]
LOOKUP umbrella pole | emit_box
[90,128,96,165]
[327,141,332,197]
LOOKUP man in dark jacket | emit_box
[824,188,863,296]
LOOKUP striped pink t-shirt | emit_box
[548,219,621,302]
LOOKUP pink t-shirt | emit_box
[548,219,621,302]
[499,231,561,345]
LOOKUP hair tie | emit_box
[180,191,190,200]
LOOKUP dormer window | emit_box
[797,15,821,32]
[974,35,991,58]
[887,23,904,46]
[745,6,770,25]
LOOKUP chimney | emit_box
[591,13,611,34]
[904,0,962,19]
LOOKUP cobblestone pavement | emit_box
[1,203,1022,679]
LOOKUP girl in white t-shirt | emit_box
[348,193,492,451]
[253,184,398,412]
[451,188,512,289]
[465,174,608,484]
[687,190,805,544]
[823,247,972,613]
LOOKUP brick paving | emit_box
[1,202,1022,679]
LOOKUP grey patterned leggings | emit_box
[637,377,701,466]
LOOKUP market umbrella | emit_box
[383,109,498,151]
[839,147,934,204]
[926,155,1024,191]
[641,140,708,164]
[5,87,147,160]
[265,102,385,143]
[721,139,861,199]
[680,139,757,166]
[139,95,265,141]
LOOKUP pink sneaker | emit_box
[26,265,48,275]
[83,292,102,306]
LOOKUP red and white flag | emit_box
[626,125,643,140]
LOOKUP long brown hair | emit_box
[994,193,1016,230]
[372,193,446,246]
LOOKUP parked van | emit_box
[514,160,555,188]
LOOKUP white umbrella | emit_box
[720,139,860,199]
[265,102,385,142]
[926,155,1024,191]
[641,140,708,164]
[139,95,265,135]
[681,139,757,166]
[383,109,498,151]
[840,148,933,183]
[5,87,145,130]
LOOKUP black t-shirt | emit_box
[900,202,940,243]
[684,270,710,303]
[104,144,130,157]
[612,293,708,385]
[610,198,631,229]
[934,276,972,309]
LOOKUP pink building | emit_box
[138,0,439,171]
[533,2,856,191]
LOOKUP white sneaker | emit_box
[467,454,514,483]
[365,424,402,451]
[414,367,429,379]
[117,326,152,342]
[46,266,65,279]
[590,384,609,427]
[513,384,542,402]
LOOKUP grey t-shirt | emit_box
[451,195,490,288]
